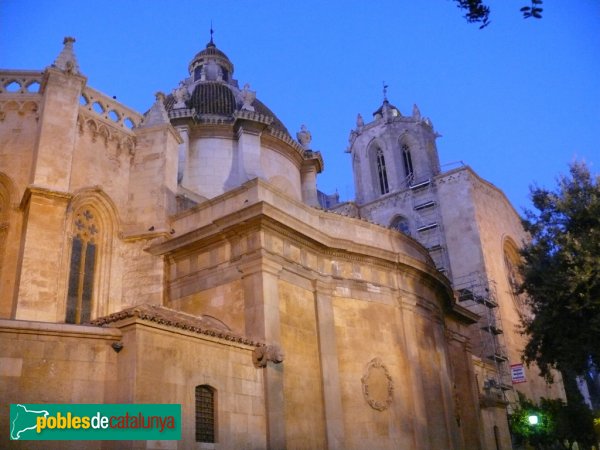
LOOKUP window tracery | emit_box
[402,143,414,180]
[375,147,390,195]
[66,208,98,324]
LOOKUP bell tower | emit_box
[343,93,451,276]
[347,94,441,205]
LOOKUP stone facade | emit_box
[0,36,561,449]
[335,96,566,450]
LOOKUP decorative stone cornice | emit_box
[77,112,136,156]
[193,114,235,125]
[168,108,195,119]
[0,98,39,122]
[233,109,273,126]
[0,318,122,341]
[302,150,324,173]
[268,128,305,154]
[90,304,264,348]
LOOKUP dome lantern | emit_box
[188,34,234,83]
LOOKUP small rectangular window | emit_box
[196,385,216,443]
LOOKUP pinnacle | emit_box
[140,92,170,127]
[53,36,81,74]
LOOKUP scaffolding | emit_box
[409,177,451,277]
[454,272,513,393]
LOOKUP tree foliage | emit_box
[453,0,543,29]
[509,391,597,449]
[519,162,600,380]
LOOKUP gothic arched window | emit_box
[0,181,9,285]
[503,239,527,317]
[375,147,390,195]
[390,215,411,236]
[402,144,414,180]
[196,385,216,443]
[66,208,99,324]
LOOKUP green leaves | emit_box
[509,390,597,448]
[520,162,600,380]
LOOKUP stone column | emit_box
[241,258,285,450]
[313,280,345,449]
[400,302,431,450]
[300,164,319,207]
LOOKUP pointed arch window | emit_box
[0,184,9,286]
[375,147,390,195]
[402,144,414,180]
[66,208,98,324]
[196,385,216,443]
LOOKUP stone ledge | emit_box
[0,319,122,340]
[91,304,263,348]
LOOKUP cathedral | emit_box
[0,36,564,449]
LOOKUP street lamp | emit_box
[528,414,539,426]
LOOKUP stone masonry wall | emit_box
[0,320,121,450]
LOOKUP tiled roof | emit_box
[90,304,263,347]
[188,82,237,116]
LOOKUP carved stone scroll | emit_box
[253,344,284,368]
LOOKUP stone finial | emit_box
[173,82,189,108]
[412,104,421,120]
[140,91,170,127]
[296,124,312,149]
[53,36,80,74]
[239,83,255,111]
[356,113,364,129]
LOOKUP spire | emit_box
[53,37,80,74]
[382,81,388,102]
[208,21,215,48]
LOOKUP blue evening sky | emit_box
[2,0,598,212]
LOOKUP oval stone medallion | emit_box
[361,357,393,411]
